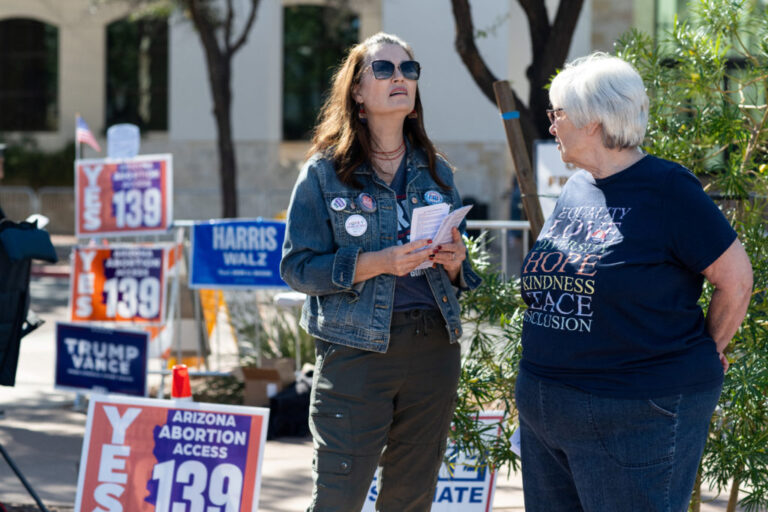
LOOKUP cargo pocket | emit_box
[309,405,354,453]
[313,450,354,476]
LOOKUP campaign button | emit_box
[330,197,347,211]
[356,193,377,213]
[345,214,368,237]
[424,190,443,204]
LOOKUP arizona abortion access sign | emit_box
[75,395,269,512]
[69,245,168,323]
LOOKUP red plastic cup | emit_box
[171,364,192,400]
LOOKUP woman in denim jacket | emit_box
[280,32,481,511]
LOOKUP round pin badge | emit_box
[345,214,368,237]
[424,190,443,205]
[356,193,377,213]
[330,197,347,211]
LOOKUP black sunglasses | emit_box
[370,60,421,80]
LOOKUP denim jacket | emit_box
[280,145,482,352]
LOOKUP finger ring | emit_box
[451,253,455,261]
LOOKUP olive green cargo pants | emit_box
[307,309,461,512]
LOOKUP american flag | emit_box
[76,115,101,152]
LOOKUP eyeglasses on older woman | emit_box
[546,107,565,124]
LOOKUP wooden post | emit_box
[493,80,544,241]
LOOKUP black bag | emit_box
[0,219,56,386]
[266,371,313,439]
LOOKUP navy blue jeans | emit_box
[515,369,721,512]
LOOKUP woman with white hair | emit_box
[515,52,753,511]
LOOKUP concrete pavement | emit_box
[0,275,738,511]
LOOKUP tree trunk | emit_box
[524,0,583,154]
[450,0,584,158]
[184,0,261,219]
[516,105,540,163]
[211,65,238,218]
[727,474,741,512]
[691,468,702,512]
[493,81,545,239]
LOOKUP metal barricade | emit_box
[466,220,531,277]
[38,186,75,234]
[0,186,37,221]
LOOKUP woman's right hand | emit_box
[381,239,433,276]
[353,239,432,283]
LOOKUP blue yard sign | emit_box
[55,322,149,396]
[189,219,288,289]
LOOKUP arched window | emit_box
[106,16,168,131]
[0,18,58,131]
[283,5,358,140]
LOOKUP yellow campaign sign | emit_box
[200,289,227,338]
[165,290,228,369]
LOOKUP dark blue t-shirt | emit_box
[519,155,737,398]
[389,153,438,312]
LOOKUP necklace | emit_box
[373,148,405,162]
[371,141,405,160]
[371,139,405,182]
[375,161,399,181]
[373,152,404,180]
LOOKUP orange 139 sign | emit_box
[69,246,168,323]
[75,154,173,237]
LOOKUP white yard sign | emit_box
[361,412,505,512]
[534,140,582,220]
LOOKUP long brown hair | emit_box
[308,32,448,189]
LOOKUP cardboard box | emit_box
[261,357,296,387]
[242,367,282,407]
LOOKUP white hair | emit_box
[549,52,649,149]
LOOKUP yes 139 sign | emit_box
[75,395,269,512]
[69,246,167,323]
[75,154,173,237]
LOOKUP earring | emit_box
[358,104,367,123]
[407,108,418,120]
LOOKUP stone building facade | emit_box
[0,0,665,226]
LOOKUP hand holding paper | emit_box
[410,204,472,270]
